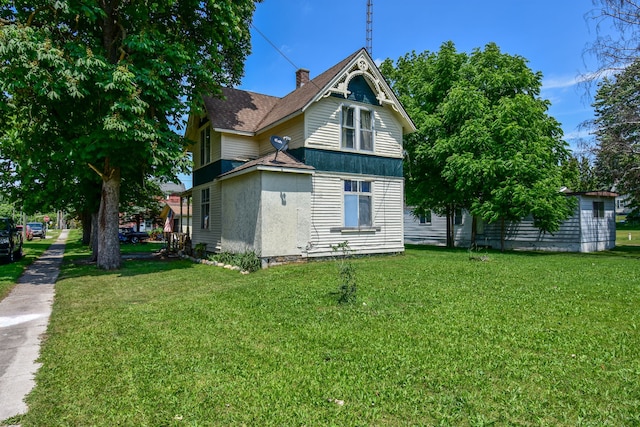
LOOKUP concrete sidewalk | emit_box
[0,230,68,423]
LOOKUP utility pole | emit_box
[366,0,373,56]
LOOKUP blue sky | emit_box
[181,1,609,188]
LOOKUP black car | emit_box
[118,227,149,244]
[27,222,46,239]
[0,217,23,262]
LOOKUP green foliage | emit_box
[209,250,262,273]
[331,241,357,304]
[193,242,207,259]
[0,0,259,267]
[593,59,640,213]
[382,42,574,248]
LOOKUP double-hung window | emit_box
[201,188,210,229]
[200,127,211,166]
[344,180,372,227]
[419,210,432,225]
[341,105,373,151]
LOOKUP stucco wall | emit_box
[220,170,312,258]
[260,171,312,257]
[221,173,261,253]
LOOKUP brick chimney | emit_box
[296,68,310,89]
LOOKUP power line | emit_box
[250,22,301,72]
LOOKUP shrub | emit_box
[331,241,357,304]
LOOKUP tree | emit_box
[586,0,640,75]
[593,59,640,212]
[381,42,468,247]
[0,0,259,269]
[383,42,574,250]
[562,154,603,192]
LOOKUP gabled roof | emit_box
[201,48,415,135]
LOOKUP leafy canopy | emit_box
[382,42,574,246]
[0,0,259,268]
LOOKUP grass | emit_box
[0,229,61,300]
[6,229,640,426]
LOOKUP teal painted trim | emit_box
[330,75,380,105]
[289,148,403,177]
[193,159,244,186]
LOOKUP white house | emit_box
[185,49,415,265]
[405,191,618,252]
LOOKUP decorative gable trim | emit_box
[322,53,398,112]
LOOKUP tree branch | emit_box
[88,163,106,180]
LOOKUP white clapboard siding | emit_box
[221,134,260,160]
[191,182,222,253]
[305,98,403,158]
[404,209,473,247]
[306,100,341,150]
[306,173,405,257]
[212,131,222,162]
[577,197,616,251]
[405,195,616,252]
[258,116,305,156]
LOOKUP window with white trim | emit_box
[419,210,432,225]
[200,127,211,167]
[344,180,372,227]
[454,208,463,225]
[341,105,373,151]
[201,188,210,229]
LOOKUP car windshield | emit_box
[28,223,42,230]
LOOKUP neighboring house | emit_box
[159,182,192,235]
[185,48,415,264]
[615,194,631,216]
[405,191,618,252]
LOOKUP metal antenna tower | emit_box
[366,0,373,55]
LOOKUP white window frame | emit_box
[201,188,210,229]
[341,104,374,152]
[343,179,372,228]
[419,210,432,225]
[200,126,211,167]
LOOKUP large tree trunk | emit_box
[90,212,99,262]
[97,164,121,270]
[446,204,454,248]
[471,215,477,249]
[81,211,92,245]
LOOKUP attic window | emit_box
[341,105,373,152]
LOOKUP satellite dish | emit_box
[270,135,290,152]
[270,135,290,161]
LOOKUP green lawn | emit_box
[8,230,640,426]
[0,229,61,300]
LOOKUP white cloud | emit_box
[543,68,621,90]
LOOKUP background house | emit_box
[405,191,618,252]
[185,49,415,264]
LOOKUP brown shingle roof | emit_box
[204,49,364,134]
[203,88,279,133]
[256,50,361,130]
[219,151,315,179]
